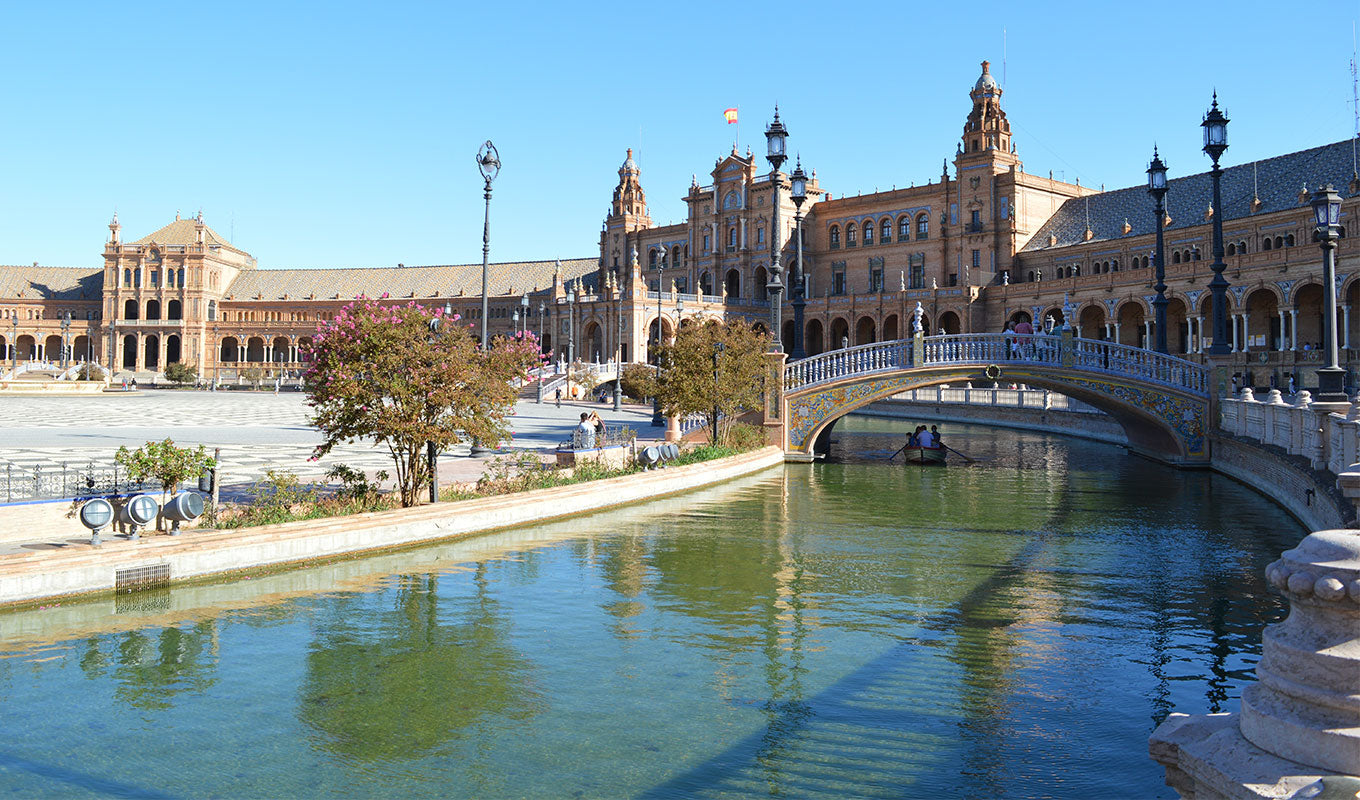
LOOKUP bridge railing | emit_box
[785,333,1208,396]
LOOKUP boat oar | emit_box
[886,445,907,461]
[940,442,976,463]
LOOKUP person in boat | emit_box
[917,426,935,448]
[906,426,920,446]
[930,425,942,448]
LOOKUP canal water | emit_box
[0,418,1303,799]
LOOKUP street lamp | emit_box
[211,324,219,389]
[512,309,520,336]
[9,316,17,375]
[520,293,529,337]
[476,140,501,349]
[613,272,624,411]
[1201,94,1231,356]
[652,246,665,426]
[765,107,788,352]
[1312,184,1347,402]
[1147,147,1169,354]
[60,311,72,368]
[536,301,547,404]
[712,340,726,443]
[789,156,809,359]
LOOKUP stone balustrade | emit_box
[1220,391,1360,505]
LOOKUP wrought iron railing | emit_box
[1,461,160,504]
[561,423,636,451]
[784,333,1208,396]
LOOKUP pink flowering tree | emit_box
[304,298,543,507]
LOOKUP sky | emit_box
[0,0,1357,270]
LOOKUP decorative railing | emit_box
[1221,390,1360,477]
[1,461,160,505]
[784,333,1209,396]
[888,384,1100,414]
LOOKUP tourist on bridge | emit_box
[1004,321,1018,360]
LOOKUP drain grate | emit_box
[114,562,171,591]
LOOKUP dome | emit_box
[974,60,1000,93]
[620,148,638,173]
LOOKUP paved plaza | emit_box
[0,389,658,495]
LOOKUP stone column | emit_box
[1143,320,1152,349]
[1113,322,1121,345]
[1345,305,1352,350]
[1232,314,1240,352]
[1278,310,1287,351]
[1290,309,1299,350]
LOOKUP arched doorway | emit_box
[829,317,850,349]
[806,319,825,355]
[1043,307,1064,333]
[647,318,674,362]
[699,271,712,295]
[882,314,899,340]
[938,311,961,335]
[166,334,181,365]
[123,299,138,320]
[855,316,876,345]
[220,337,240,362]
[1117,302,1145,347]
[246,337,265,362]
[16,335,35,360]
[44,334,61,361]
[753,266,768,298]
[73,335,90,362]
[1166,299,1188,353]
[725,269,741,299]
[146,300,161,320]
[168,299,182,320]
[144,335,159,370]
[272,336,290,364]
[122,335,136,369]
[582,321,603,363]
[1246,288,1280,351]
[1008,310,1032,326]
[781,319,795,352]
[1294,283,1325,352]
[1079,305,1105,339]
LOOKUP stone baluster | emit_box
[1237,387,1258,438]
[1293,391,1313,457]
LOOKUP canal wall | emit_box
[1209,435,1352,532]
[0,446,786,609]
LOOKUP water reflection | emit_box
[298,566,538,763]
[76,621,219,711]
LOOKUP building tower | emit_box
[601,148,654,271]
[962,60,1013,158]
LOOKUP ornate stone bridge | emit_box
[768,332,1212,465]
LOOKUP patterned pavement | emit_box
[0,389,656,496]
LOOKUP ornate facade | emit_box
[4,60,1360,391]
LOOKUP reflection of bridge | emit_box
[772,333,1210,465]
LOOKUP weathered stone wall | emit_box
[1210,435,1352,532]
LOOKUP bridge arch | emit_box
[781,334,1208,466]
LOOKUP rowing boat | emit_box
[901,445,946,465]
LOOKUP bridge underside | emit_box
[783,365,1209,466]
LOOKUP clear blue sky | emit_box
[0,0,1356,269]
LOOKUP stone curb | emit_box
[0,446,785,609]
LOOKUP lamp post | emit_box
[512,309,519,336]
[1147,147,1169,354]
[1312,184,1347,402]
[566,282,576,403]
[536,302,547,404]
[520,293,529,338]
[765,107,788,352]
[652,249,665,426]
[9,316,17,375]
[60,311,72,369]
[712,340,726,443]
[789,157,809,359]
[613,272,624,411]
[476,140,500,349]
[1201,94,1231,356]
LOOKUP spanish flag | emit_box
[723,108,738,124]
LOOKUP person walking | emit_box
[555,387,562,408]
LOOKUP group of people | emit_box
[575,411,606,449]
[907,425,942,449]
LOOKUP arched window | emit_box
[1274,236,1284,249]
[177,267,185,286]
[881,218,892,243]
[723,190,741,210]
[1027,271,1035,282]
[122,268,131,288]
[672,246,682,266]
[167,299,182,320]
[1226,243,1236,256]
[916,213,929,239]
[134,269,141,288]
[1142,255,1150,268]
[1285,234,1295,247]
[727,227,737,251]
[1263,237,1273,250]
[207,300,217,321]
[862,220,873,245]
[1112,259,1120,272]
[123,299,138,320]
[648,249,658,268]
[898,216,910,240]
[846,223,857,247]
[1172,251,1181,264]
[829,225,841,248]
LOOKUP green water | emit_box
[0,418,1303,799]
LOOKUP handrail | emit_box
[784,333,1208,397]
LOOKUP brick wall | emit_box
[1210,435,1352,532]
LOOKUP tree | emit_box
[619,362,657,402]
[114,438,216,528]
[304,297,541,507]
[241,365,266,389]
[164,362,197,386]
[657,320,770,445]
